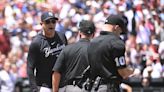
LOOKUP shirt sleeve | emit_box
[52,49,66,73]
[27,41,39,92]
[112,39,126,69]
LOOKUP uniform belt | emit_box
[62,78,81,87]
[67,79,80,85]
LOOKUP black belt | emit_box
[61,78,81,87]
[67,79,80,85]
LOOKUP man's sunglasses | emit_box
[44,19,56,24]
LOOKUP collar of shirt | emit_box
[100,31,113,35]
[79,38,90,42]
[100,31,123,40]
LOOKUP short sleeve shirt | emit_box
[88,31,126,80]
[52,38,90,87]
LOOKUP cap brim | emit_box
[43,17,58,21]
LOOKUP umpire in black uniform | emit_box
[52,20,96,92]
[87,15,135,92]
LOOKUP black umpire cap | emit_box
[105,15,127,34]
[78,20,96,35]
[41,11,58,22]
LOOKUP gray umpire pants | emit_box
[59,85,88,92]
[90,84,123,92]
[58,84,123,92]
[37,86,52,92]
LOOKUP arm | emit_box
[52,49,66,92]
[114,54,133,79]
[113,40,134,79]
[118,67,134,79]
[27,41,39,92]
[52,72,61,92]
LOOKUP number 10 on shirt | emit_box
[115,56,126,67]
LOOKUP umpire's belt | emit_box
[63,78,81,87]
[67,79,80,85]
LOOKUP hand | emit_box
[129,68,141,77]
[147,66,153,73]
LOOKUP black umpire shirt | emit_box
[88,31,126,82]
[52,38,90,88]
[27,31,67,89]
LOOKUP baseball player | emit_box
[27,11,67,92]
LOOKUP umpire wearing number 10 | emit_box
[52,20,96,92]
[88,15,135,92]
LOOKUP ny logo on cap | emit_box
[48,12,53,16]
[88,31,91,34]
[105,19,108,23]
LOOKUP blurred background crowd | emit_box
[0,0,164,91]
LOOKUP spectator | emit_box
[0,0,163,91]
[0,61,16,92]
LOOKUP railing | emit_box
[15,77,164,92]
[123,77,164,92]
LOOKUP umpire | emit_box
[52,20,96,92]
[87,15,135,92]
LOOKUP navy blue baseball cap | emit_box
[41,11,58,22]
[105,15,127,34]
[78,20,96,35]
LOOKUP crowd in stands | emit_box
[0,0,164,91]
